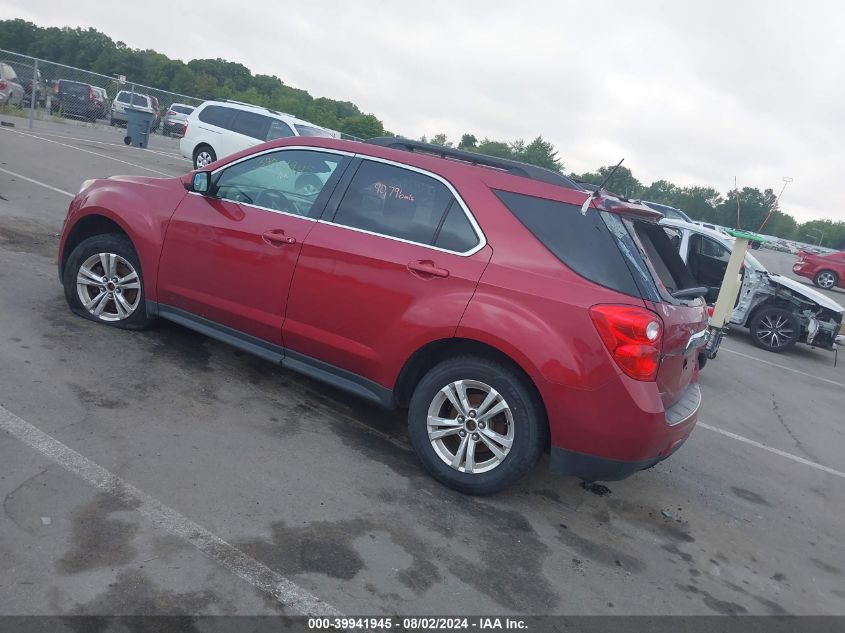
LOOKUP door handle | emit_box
[262,230,296,247]
[408,260,450,278]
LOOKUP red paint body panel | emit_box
[792,252,845,288]
[156,195,315,344]
[284,222,492,388]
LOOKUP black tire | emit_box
[813,269,838,290]
[408,356,546,495]
[193,145,216,170]
[63,233,153,330]
[749,306,799,353]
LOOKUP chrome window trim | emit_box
[186,191,318,222]
[317,154,487,257]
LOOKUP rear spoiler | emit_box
[581,193,664,222]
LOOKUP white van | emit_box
[180,100,336,169]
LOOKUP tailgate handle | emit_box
[262,229,296,247]
[408,260,450,278]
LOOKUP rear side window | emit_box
[434,202,479,252]
[116,92,130,104]
[198,105,236,129]
[231,111,270,140]
[266,119,295,140]
[294,124,332,138]
[332,160,457,247]
[494,190,642,297]
[172,105,194,115]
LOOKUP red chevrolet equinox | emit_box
[58,136,708,494]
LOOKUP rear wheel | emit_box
[193,145,216,169]
[749,307,799,353]
[63,234,152,330]
[408,356,546,495]
[814,270,838,289]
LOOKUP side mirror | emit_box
[191,171,212,194]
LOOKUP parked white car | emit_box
[180,100,334,169]
[661,219,843,352]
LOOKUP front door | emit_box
[157,148,349,344]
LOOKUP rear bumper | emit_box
[540,374,700,481]
[792,263,813,279]
[549,437,688,481]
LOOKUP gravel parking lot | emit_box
[1,114,844,618]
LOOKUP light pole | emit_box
[757,176,793,232]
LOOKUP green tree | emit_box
[430,133,451,146]
[458,134,477,150]
[516,136,563,172]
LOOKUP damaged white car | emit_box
[661,219,844,353]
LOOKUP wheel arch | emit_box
[60,213,133,278]
[394,338,548,439]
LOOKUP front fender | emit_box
[61,178,187,302]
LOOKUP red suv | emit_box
[58,137,708,494]
[793,250,845,290]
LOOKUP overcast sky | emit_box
[3,0,843,223]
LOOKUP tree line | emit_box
[1,19,841,248]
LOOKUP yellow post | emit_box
[710,237,749,329]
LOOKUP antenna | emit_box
[597,158,625,192]
[581,158,624,215]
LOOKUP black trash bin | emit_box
[123,107,155,148]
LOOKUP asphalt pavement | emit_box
[1,113,844,617]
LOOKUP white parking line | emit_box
[0,127,173,177]
[720,347,845,389]
[699,422,845,480]
[0,166,74,198]
[21,130,188,161]
[0,403,341,616]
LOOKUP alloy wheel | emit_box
[756,314,794,349]
[426,379,514,474]
[76,253,142,322]
[817,272,836,289]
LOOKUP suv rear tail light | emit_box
[88,88,95,102]
[52,83,59,94]
[589,304,663,381]
[167,109,176,116]
[182,122,188,138]
[0,80,6,91]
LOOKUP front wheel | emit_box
[408,356,546,495]
[63,234,153,330]
[749,307,799,353]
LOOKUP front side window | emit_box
[214,150,343,217]
[231,111,271,140]
[332,160,457,246]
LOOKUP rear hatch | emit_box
[598,198,709,410]
[60,81,89,105]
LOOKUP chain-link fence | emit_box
[0,47,204,137]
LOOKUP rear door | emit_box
[283,157,491,387]
[621,219,708,409]
[157,148,349,344]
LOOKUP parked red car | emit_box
[58,137,708,494]
[793,250,845,290]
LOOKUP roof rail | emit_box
[211,98,297,119]
[366,137,582,190]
